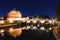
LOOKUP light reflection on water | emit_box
[0,28,56,40]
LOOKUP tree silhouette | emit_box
[56,2,60,21]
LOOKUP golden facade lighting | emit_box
[7,10,22,18]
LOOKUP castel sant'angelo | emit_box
[7,9,29,21]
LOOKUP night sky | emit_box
[0,0,60,17]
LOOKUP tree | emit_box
[56,2,60,21]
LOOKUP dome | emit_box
[7,9,22,18]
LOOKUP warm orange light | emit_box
[9,28,14,33]
[7,10,22,18]
[9,28,22,37]
[9,20,13,23]
[0,21,4,24]
[0,30,4,33]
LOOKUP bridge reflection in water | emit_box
[0,29,56,40]
[0,22,57,40]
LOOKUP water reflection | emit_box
[0,29,56,40]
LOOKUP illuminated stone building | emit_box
[7,9,22,18]
[7,9,29,21]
